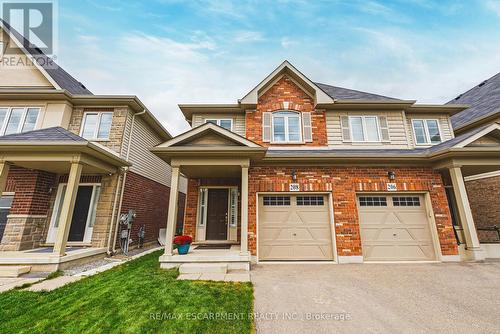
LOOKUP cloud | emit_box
[485,0,500,16]
[233,31,264,43]
[281,37,298,48]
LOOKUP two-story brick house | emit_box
[154,61,500,272]
[0,21,186,273]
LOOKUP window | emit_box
[392,196,420,207]
[349,116,380,142]
[198,188,208,226]
[0,195,13,240]
[296,196,324,206]
[358,196,387,207]
[81,112,113,140]
[205,119,233,131]
[263,196,291,206]
[272,111,302,143]
[412,119,442,145]
[0,107,40,136]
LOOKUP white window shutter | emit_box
[302,112,313,142]
[341,116,351,141]
[379,116,390,142]
[262,112,271,142]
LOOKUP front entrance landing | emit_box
[0,247,106,272]
[160,245,250,272]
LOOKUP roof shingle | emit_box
[315,82,400,101]
[0,19,93,95]
[0,127,86,142]
[448,72,500,130]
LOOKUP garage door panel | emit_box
[358,194,437,261]
[258,195,333,261]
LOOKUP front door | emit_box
[68,186,94,242]
[206,189,228,240]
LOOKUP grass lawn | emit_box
[0,250,254,334]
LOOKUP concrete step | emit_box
[179,263,228,274]
[0,265,31,278]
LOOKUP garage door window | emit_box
[393,196,420,206]
[359,196,387,207]
[296,196,324,206]
[263,196,290,206]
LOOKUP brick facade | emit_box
[247,166,458,257]
[120,171,186,247]
[246,75,328,146]
[0,166,56,250]
[465,175,500,242]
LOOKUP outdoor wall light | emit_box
[291,170,297,182]
[388,171,396,181]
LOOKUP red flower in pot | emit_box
[173,235,193,255]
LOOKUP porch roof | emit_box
[0,127,130,174]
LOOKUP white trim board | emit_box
[464,170,500,181]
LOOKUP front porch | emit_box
[0,128,129,272]
[151,123,267,271]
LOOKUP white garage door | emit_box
[258,194,333,260]
[358,195,437,261]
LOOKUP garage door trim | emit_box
[356,192,442,262]
[256,192,337,263]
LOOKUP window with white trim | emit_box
[205,119,233,131]
[349,116,380,142]
[412,119,441,145]
[81,112,113,140]
[272,111,302,143]
[198,188,208,226]
[0,107,40,136]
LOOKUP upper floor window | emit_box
[349,116,380,142]
[412,119,441,145]
[205,119,233,131]
[0,107,40,136]
[81,112,113,140]
[272,111,302,143]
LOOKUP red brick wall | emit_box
[120,171,186,246]
[248,166,458,257]
[6,166,56,215]
[246,75,327,146]
[465,175,500,242]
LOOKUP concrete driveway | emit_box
[251,261,500,333]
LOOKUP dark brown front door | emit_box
[68,186,93,242]
[206,189,228,240]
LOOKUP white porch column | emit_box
[0,162,11,195]
[240,165,249,255]
[164,165,180,256]
[53,162,82,256]
[449,166,485,261]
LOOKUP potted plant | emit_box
[173,235,193,255]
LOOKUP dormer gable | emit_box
[239,60,334,107]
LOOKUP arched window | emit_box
[272,111,301,143]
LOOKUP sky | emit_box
[54,0,500,135]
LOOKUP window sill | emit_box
[86,139,111,142]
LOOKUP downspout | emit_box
[109,109,146,254]
[106,169,125,255]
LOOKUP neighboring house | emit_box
[447,72,500,254]
[0,21,187,273]
[154,61,500,272]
